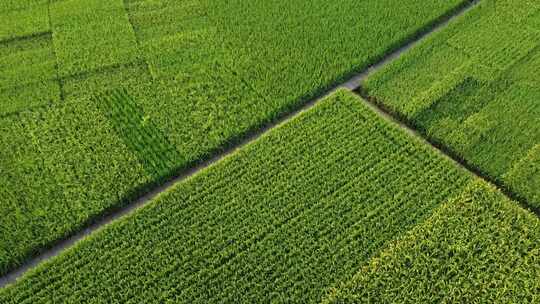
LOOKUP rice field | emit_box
[324,181,540,303]
[1,0,539,302]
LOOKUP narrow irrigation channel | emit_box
[0,0,479,288]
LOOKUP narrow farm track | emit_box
[0,0,480,288]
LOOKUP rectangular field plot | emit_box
[0,90,472,303]
[324,181,540,303]
[363,0,540,207]
[50,0,141,76]
[0,4,49,41]
[0,33,60,116]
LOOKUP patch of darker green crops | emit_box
[0,0,468,274]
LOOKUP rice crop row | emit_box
[0,90,472,302]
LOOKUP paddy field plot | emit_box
[324,181,540,303]
[2,0,540,302]
[362,0,540,208]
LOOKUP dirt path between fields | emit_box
[0,0,479,288]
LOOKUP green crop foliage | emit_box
[324,181,540,303]
[0,39,56,89]
[0,0,47,13]
[504,145,540,206]
[2,0,539,300]
[0,96,152,275]
[50,0,141,76]
[61,62,153,100]
[94,88,182,179]
[0,80,60,116]
[125,0,208,42]
[0,0,469,274]
[363,0,540,207]
[0,31,50,56]
[0,90,472,302]
[0,4,49,41]
[0,33,59,116]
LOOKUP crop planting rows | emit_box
[2,0,540,302]
[362,0,540,208]
[0,0,469,275]
[95,89,181,179]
